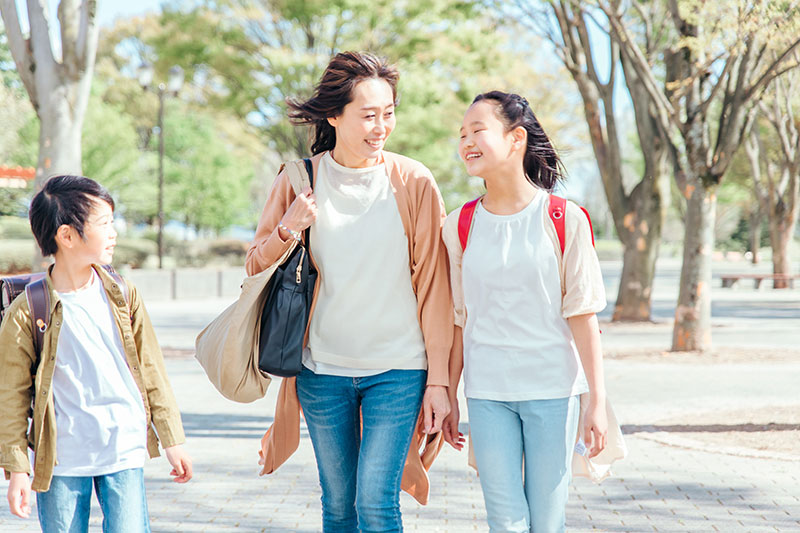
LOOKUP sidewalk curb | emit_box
[631,431,800,462]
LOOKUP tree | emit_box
[97,1,584,210]
[1,0,99,267]
[744,65,800,287]
[597,0,800,350]
[505,0,671,322]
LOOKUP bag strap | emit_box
[457,196,482,251]
[458,193,593,254]
[548,194,567,254]
[25,278,50,366]
[302,158,313,246]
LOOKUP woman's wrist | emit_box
[278,221,302,242]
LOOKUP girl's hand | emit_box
[422,385,451,434]
[165,445,193,483]
[583,399,608,458]
[279,187,317,239]
[7,472,31,518]
[442,397,465,451]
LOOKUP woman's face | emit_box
[328,77,396,168]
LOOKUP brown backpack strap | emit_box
[101,264,129,306]
[25,278,50,365]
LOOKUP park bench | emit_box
[719,273,798,289]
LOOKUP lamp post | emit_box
[138,63,184,269]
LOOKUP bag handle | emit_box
[284,158,314,246]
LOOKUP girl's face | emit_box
[56,199,117,265]
[459,100,520,178]
[328,77,396,168]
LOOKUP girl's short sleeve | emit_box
[561,202,607,318]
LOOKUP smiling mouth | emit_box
[465,153,482,160]
[365,139,383,149]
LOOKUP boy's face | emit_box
[57,199,117,265]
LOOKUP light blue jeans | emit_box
[467,396,579,533]
[37,467,150,533]
[296,366,426,533]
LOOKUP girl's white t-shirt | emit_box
[52,271,147,476]
[303,152,427,376]
[461,192,596,401]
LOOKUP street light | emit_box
[138,62,184,269]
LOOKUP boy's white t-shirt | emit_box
[303,152,427,376]
[51,271,147,476]
[461,192,598,401]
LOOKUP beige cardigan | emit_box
[245,151,453,504]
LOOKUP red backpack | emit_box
[457,194,594,253]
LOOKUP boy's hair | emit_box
[29,175,115,256]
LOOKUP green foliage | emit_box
[112,238,158,269]
[158,103,256,234]
[97,1,583,211]
[0,216,32,239]
[0,239,34,274]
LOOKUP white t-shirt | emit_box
[303,152,427,376]
[51,271,147,476]
[461,192,598,401]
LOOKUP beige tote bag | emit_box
[194,160,310,402]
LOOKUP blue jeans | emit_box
[296,366,426,533]
[467,396,579,533]
[37,467,150,533]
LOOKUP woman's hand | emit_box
[165,445,194,483]
[422,385,451,434]
[583,398,608,458]
[7,472,31,518]
[279,187,317,240]
[442,396,465,450]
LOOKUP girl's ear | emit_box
[327,116,339,127]
[512,125,527,148]
[55,225,75,250]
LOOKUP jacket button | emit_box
[50,356,55,361]
[133,366,138,371]
[41,389,46,396]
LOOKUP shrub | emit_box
[112,238,157,269]
[0,216,33,239]
[0,239,35,274]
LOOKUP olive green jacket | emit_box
[0,265,185,492]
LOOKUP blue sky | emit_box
[11,0,164,32]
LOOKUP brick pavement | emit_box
[2,357,799,532]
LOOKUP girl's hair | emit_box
[473,91,565,191]
[287,51,399,155]
[29,175,115,256]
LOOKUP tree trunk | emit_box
[749,209,761,264]
[769,214,795,288]
[612,176,665,321]
[671,181,716,351]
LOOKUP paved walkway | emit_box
[2,261,799,532]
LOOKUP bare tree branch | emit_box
[0,0,36,102]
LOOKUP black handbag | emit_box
[257,158,318,377]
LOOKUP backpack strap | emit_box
[548,194,567,254]
[458,197,482,251]
[458,194,593,254]
[25,278,50,364]
[100,264,129,306]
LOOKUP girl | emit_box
[246,52,452,532]
[441,91,608,532]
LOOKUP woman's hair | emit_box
[473,91,565,191]
[29,175,115,256]
[287,51,399,155]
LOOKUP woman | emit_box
[441,91,608,532]
[246,51,452,532]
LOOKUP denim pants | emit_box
[467,396,579,533]
[296,366,426,533]
[37,467,150,533]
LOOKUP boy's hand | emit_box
[164,445,193,483]
[7,472,31,518]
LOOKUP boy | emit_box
[0,175,192,532]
